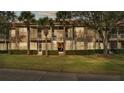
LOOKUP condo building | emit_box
[0,21,124,54]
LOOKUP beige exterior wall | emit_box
[9,26,99,50]
[76,42,84,50]
[2,23,124,52]
[52,41,58,50]
[0,43,7,50]
[30,42,37,50]
[42,43,52,50]
[10,27,28,50]
[9,26,124,51]
[19,42,27,50]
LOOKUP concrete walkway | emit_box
[0,69,122,81]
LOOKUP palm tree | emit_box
[0,11,16,53]
[49,18,54,50]
[37,18,44,53]
[38,17,50,56]
[56,11,73,53]
[6,12,17,53]
[18,11,35,55]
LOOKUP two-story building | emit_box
[0,20,124,54]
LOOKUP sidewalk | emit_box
[0,69,122,81]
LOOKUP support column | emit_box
[37,28,39,52]
[73,26,76,50]
[93,30,96,49]
[51,26,54,50]
[15,28,19,50]
[27,25,30,55]
[63,26,66,54]
[84,27,88,50]
[117,27,120,49]
[4,29,8,51]
[41,29,42,51]
[8,28,12,54]
[70,27,74,50]
[37,27,43,55]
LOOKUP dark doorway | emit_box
[121,41,124,48]
[57,42,64,52]
[110,41,117,49]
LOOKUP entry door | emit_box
[38,43,42,51]
[57,42,64,52]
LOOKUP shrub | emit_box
[10,50,37,55]
[0,49,124,55]
[0,50,8,54]
[66,49,103,55]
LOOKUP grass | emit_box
[0,54,124,75]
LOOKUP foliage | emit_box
[72,11,124,55]
[56,11,72,20]
[18,11,35,23]
[0,11,16,39]
[38,17,50,25]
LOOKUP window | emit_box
[121,41,124,48]
[59,26,63,29]
[119,27,124,34]
[110,41,117,49]
[111,34,117,38]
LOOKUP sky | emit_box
[16,11,57,19]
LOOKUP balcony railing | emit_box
[121,34,124,38]
[111,34,117,38]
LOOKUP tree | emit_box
[49,18,54,50]
[0,11,16,52]
[38,17,50,56]
[56,11,75,51]
[18,11,35,55]
[6,11,17,53]
[73,11,124,55]
[56,11,72,21]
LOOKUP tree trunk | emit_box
[103,40,108,55]
[63,26,66,54]
[51,26,54,50]
[27,25,30,55]
[8,29,11,54]
[84,27,88,50]
[103,31,108,55]
[37,28,39,53]
[73,26,76,50]
[4,33,7,51]
[93,30,96,49]
[7,42,8,51]
[72,26,74,50]
[15,28,19,50]
[45,36,48,56]
[117,27,120,49]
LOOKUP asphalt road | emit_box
[0,69,122,81]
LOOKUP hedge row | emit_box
[0,50,38,55]
[10,50,38,55]
[65,49,124,55]
[0,50,58,55]
[113,49,124,54]
[0,50,8,54]
[0,49,124,55]
[66,50,103,55]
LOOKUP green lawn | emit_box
[0,54,124,75]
